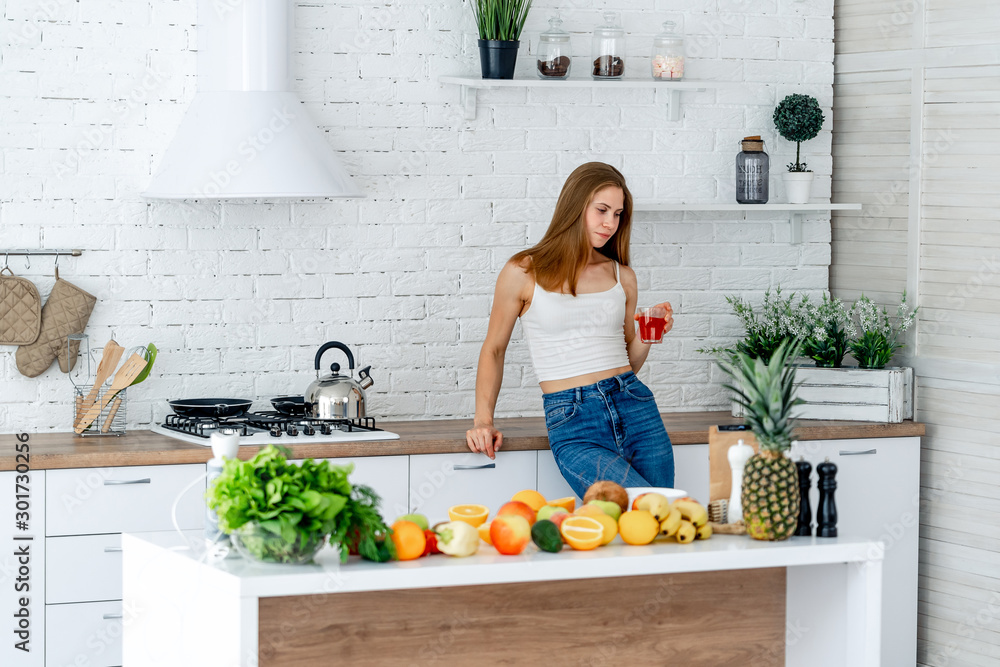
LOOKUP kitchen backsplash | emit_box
[0,0,834,431]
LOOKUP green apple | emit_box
[536,505,569,522]
[395,513,429,531]
[588,499,622,521]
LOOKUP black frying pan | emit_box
[168,398,253,419]
[270,396,306,416]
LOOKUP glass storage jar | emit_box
[591,11,625,80]
[736,136,770,204]
[537,15,571,79]
[651,20,685,80]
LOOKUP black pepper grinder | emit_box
[795,458,813,537]
[817,458,838,538]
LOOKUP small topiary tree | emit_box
[773,94,825,172]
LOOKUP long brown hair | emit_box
[512,162,633,295]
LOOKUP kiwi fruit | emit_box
[583,480,629,514]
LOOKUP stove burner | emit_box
[160,411,383,439]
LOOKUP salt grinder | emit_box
[727,439,754,524]
[795,458,813,536]
[816,458,838,538]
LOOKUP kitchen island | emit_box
[123,529,882,667]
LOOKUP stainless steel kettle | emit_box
[304,342,373,419]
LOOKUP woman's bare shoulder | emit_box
[618,263,638,296]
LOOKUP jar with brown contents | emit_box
[591,11,625,80]
[537,15,571,79]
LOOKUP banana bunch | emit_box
[659,497,712,544]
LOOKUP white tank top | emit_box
[520,261,630,383]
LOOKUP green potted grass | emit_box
[470,0,532,79]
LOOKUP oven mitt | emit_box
[0,267,42,345]
[15,278,97,377]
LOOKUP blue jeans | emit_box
[543,371,675,498]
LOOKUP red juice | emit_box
[639,315,667,343]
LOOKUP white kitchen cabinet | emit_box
[46,600,124,667]
[46,464,205,536]
[536,449,581,504]
[309,455,410,521]
[45,463,205,667]
[0,469,45,667]
[409,451,537,521]
[672,443,710,504]
[47,534,123,604]
[790,437,920,667]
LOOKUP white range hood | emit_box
[143,0,362,200]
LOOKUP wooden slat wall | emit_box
[831,67,911,303]
[833,1,1000,665]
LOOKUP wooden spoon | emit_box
[75,354,146,434]
[75,339,124,428]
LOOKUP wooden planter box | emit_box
[731,366,914,423]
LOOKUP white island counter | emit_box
[123,530,883,667]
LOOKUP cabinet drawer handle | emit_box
[453,463,496,470]
[103,613,123,620]
[839,448,877,456]
[104,478,151,486]
[104,547,122,553]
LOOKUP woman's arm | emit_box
[466,259,530,459]
[621,265,673,373]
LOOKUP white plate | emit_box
[625,487,688,509]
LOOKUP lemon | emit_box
[511,489,547,512]
[448,504,489,528]
[559,515,604,551]
[618,510,659,545]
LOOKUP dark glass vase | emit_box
[478,39,520,79]
[736,138,769,204]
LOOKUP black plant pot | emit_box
[478,39,519,79]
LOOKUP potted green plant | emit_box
[470,0,532,79]
[773,94,825,204]
[849,292,917,369]
[802,294,855,368]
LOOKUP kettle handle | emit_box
[314,341,355,373]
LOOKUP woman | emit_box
[465,162,675,498]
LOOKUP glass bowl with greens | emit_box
[206,445,392,565]
[229,521,327,564]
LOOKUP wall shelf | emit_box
[438,75,727,121]
[631,202,863,244]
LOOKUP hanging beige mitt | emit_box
[0,267,42,345]
[16,278,97,378]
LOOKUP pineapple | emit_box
[717,339,802,541]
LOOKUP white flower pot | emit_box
[782,171,814,204]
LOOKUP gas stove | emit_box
[151,411,399,446]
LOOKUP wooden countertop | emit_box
[0,411,924,471]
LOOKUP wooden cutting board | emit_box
[708,425,759,502]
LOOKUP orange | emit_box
[448,504,489,528]
[586,511,618,545]
[548,496,576,513]
[478,521,493,546]
[511,489,547,512]
[559,515,604,551]
[390,520,427,560]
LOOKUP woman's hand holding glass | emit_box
[634,301,674,344]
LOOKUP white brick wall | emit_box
[0,0,835,431]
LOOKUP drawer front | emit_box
[46,465,205,537]
[46,600,124,667]
[409,451,537,522]
[300,455,410,522]
[47,534,123,604]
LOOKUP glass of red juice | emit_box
[638,306,668,343]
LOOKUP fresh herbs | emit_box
[801,294,855,368]
[206,445,393,563]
